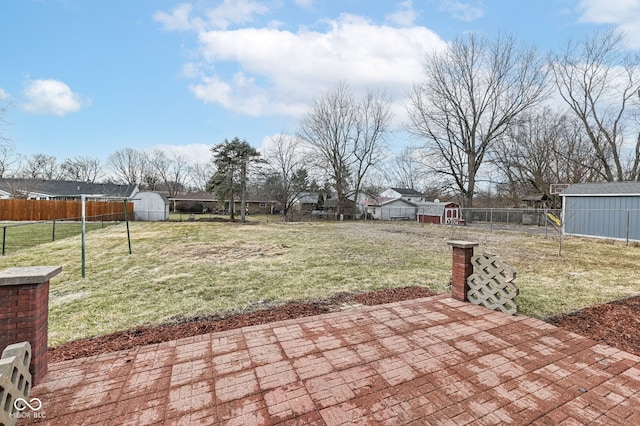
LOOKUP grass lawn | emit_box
[0,220,115,254]
[0,219,638,346]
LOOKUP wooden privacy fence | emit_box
[0,199,134,221]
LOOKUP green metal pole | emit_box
[81,195,86,278]
[124,200,132,255]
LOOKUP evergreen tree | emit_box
[207,137,261,222]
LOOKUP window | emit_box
[259,202,267,208]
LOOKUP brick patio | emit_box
[24,295,640,425]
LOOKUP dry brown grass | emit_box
[0,219,637,346]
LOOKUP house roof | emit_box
[0,179,138,198]
[560,182,640,197]
[296,192,319,204]
[365,197,418,207]
[169,191,215,201]
[389,188,424,196]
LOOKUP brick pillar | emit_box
[447,241,479,302]
[0,266,62,385]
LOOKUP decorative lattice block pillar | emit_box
[0,267,62,385]
[447,241,479,302]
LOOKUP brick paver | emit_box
[24,295,640,425]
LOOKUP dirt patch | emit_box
[162,242,289,264]
[48,287,640,362]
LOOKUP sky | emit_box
[1,0,640,168]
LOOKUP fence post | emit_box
[626,209,630,246]
[490,209,493,233]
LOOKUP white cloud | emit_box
[189,13,447,118]
[577,0,640,48]
[21,79,88,116]
[436,1,484,22]
[154,0,269,31]
[0,88,9,100]
[153,3,200,32]
[386,0,419,27]
[294,0,314,9]
[147,143,213,165]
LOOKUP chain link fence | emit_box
[460,208,563,237]
[0,214,122,255]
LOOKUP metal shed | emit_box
[560,182,640,242]
[133,191,170,221]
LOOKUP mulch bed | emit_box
[547,295,640,356]
[48,287,640,362]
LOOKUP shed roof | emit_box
[560,182,640,197]
[417,201,457,216]
[389,187,424,196]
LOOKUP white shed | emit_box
[365,198,418,220]
[133,191,169,221]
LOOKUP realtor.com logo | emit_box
[11,397,46,419]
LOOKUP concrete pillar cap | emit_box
[0,266,62,286]
[447,240,479,249]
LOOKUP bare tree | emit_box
[492,109,599,207]
[61,156,103,182]
[0,103,8,146]
[18,153,62,180]
[149,150,192,197]
[406,33,549,207]
[189,161,215,192]
[107,148,148,185]
[261,133,309,220]
[351,89,392,214]
[384,146,427,190]
[0,142,18,178]
[549,28,640,181]
[298,82,392,216]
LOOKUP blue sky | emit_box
[1,0,639,167]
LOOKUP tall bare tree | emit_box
[0,142,18,178]
[385,146,426,190]
[492,109,599,207]
[549,28,640,181]
[262,133,309,220]
[149,150,192,197]
[107,148,148,185]
[189,161,215,192]
[406,33,549,207]
[61,156,103,182]
[0,103,8,145]
[18,153,62,180]
[298,82,392,216]
[351,89,392,213]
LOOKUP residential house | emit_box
[380,188,427,204]
[0,178,139,200]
